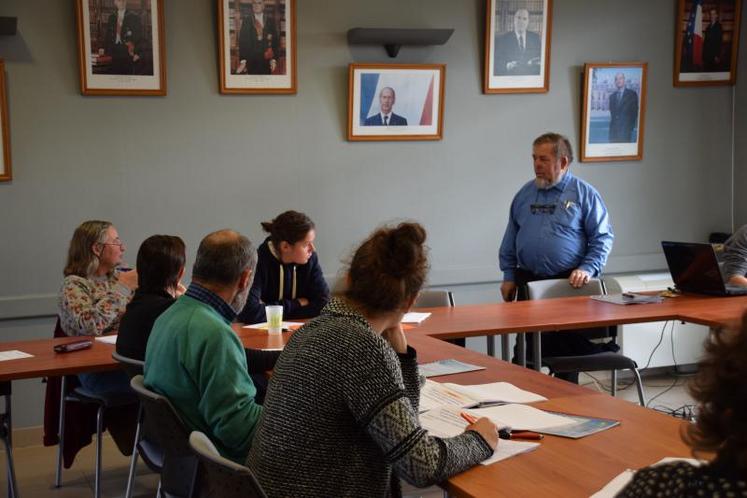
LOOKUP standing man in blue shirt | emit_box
[499,132,614,382]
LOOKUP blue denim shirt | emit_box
[499,172,614,281]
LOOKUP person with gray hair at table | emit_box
[145,229,276,463]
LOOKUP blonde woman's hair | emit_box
[63,220,113,278]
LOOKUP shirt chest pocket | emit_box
[552,202,582,231]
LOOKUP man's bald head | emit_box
[192,229,256,286]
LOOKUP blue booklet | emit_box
[538,412,620,438]
[418,359,486,378]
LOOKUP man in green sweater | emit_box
[145,229,261,463]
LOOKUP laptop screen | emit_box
[661,241,726,294]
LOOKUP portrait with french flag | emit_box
[676,0,741,85]
[348,64,445,141]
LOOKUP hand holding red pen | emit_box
[460,412,498,450]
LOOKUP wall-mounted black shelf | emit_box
[347,28,454,58]
[0,17,18,36]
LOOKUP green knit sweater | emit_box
[144,295,261,463]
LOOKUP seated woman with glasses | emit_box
[247,222,497,497]
[617,312,747,497]
[56,220,139,453]
[116,235,186,362]
[59,220,138,388]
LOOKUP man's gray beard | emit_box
[534,171,566,190]
[230,285,250,314]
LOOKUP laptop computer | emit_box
[661,241,747,296]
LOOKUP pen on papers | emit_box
[509,430,544,440]
[460,412,478,425]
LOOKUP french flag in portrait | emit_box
[359,73,435,126]
[685,0,704,67]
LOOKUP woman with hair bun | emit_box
[617,311,747,497]
[237,210,329,324]
[247,222,497,498]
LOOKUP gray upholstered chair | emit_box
[525,278,646,406]
[414,289,464,347]
[189,431,267,498]
[130,375,198,498]
[111,352,165,498]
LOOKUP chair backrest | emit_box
[414,289,455,308]
[189,431,267,498]
[526,278,606,300]
[526,278,614,340]
[130,375,198,497]
[112,351,144,379]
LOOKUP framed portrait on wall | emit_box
[218,0,297,94]
[483,0,553,93]
[580,62,648,162]
[674,0,742,86]
[75,0,166,96]
[0,60,10,182]
[347,64,446,142]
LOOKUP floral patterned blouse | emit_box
[58,274,133,336]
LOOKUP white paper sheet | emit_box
[243,321,304,330]
[444,382,547,405]
[0,350,33,361]
[94,335,117,344]
[419,380,477,413]
[419,406,539,465]
[401,312,431,324]
[471,404,575,431]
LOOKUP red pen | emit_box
[460,412,478,425]
[509,430,544,440]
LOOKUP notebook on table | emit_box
[661,241,747,296]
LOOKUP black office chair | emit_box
[111,352,165,498]
[189,431,267,498]
[525,278,646,406]
[130,375,198,498]
[1,381,19,498]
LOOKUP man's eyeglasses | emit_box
[530,203,556,215]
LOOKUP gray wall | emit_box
[736,7,747,228]
[0,0,740,428]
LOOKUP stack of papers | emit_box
[591,293,664,305]
[419,380,547,413]
[401,312,431,324]
[242,321,304,330]
[419,406,543,465]
[418,359,486,378]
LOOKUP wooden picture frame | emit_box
[347,64,446,142]
[0,60,11,182]
[674,0,742,86]
[75,0,167,96]
[218,0,297,94]
[580,62,648,162]
[483,0,553,94]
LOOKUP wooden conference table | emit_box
[0,293,745,497]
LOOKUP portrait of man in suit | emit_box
[102,0,147,75]
[703,8,724,71]
[608,73,639,143]
[493,8,542,76]
[363,87,408,126]
[237,0,279,75]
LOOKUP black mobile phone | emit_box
[54,340,93,353]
